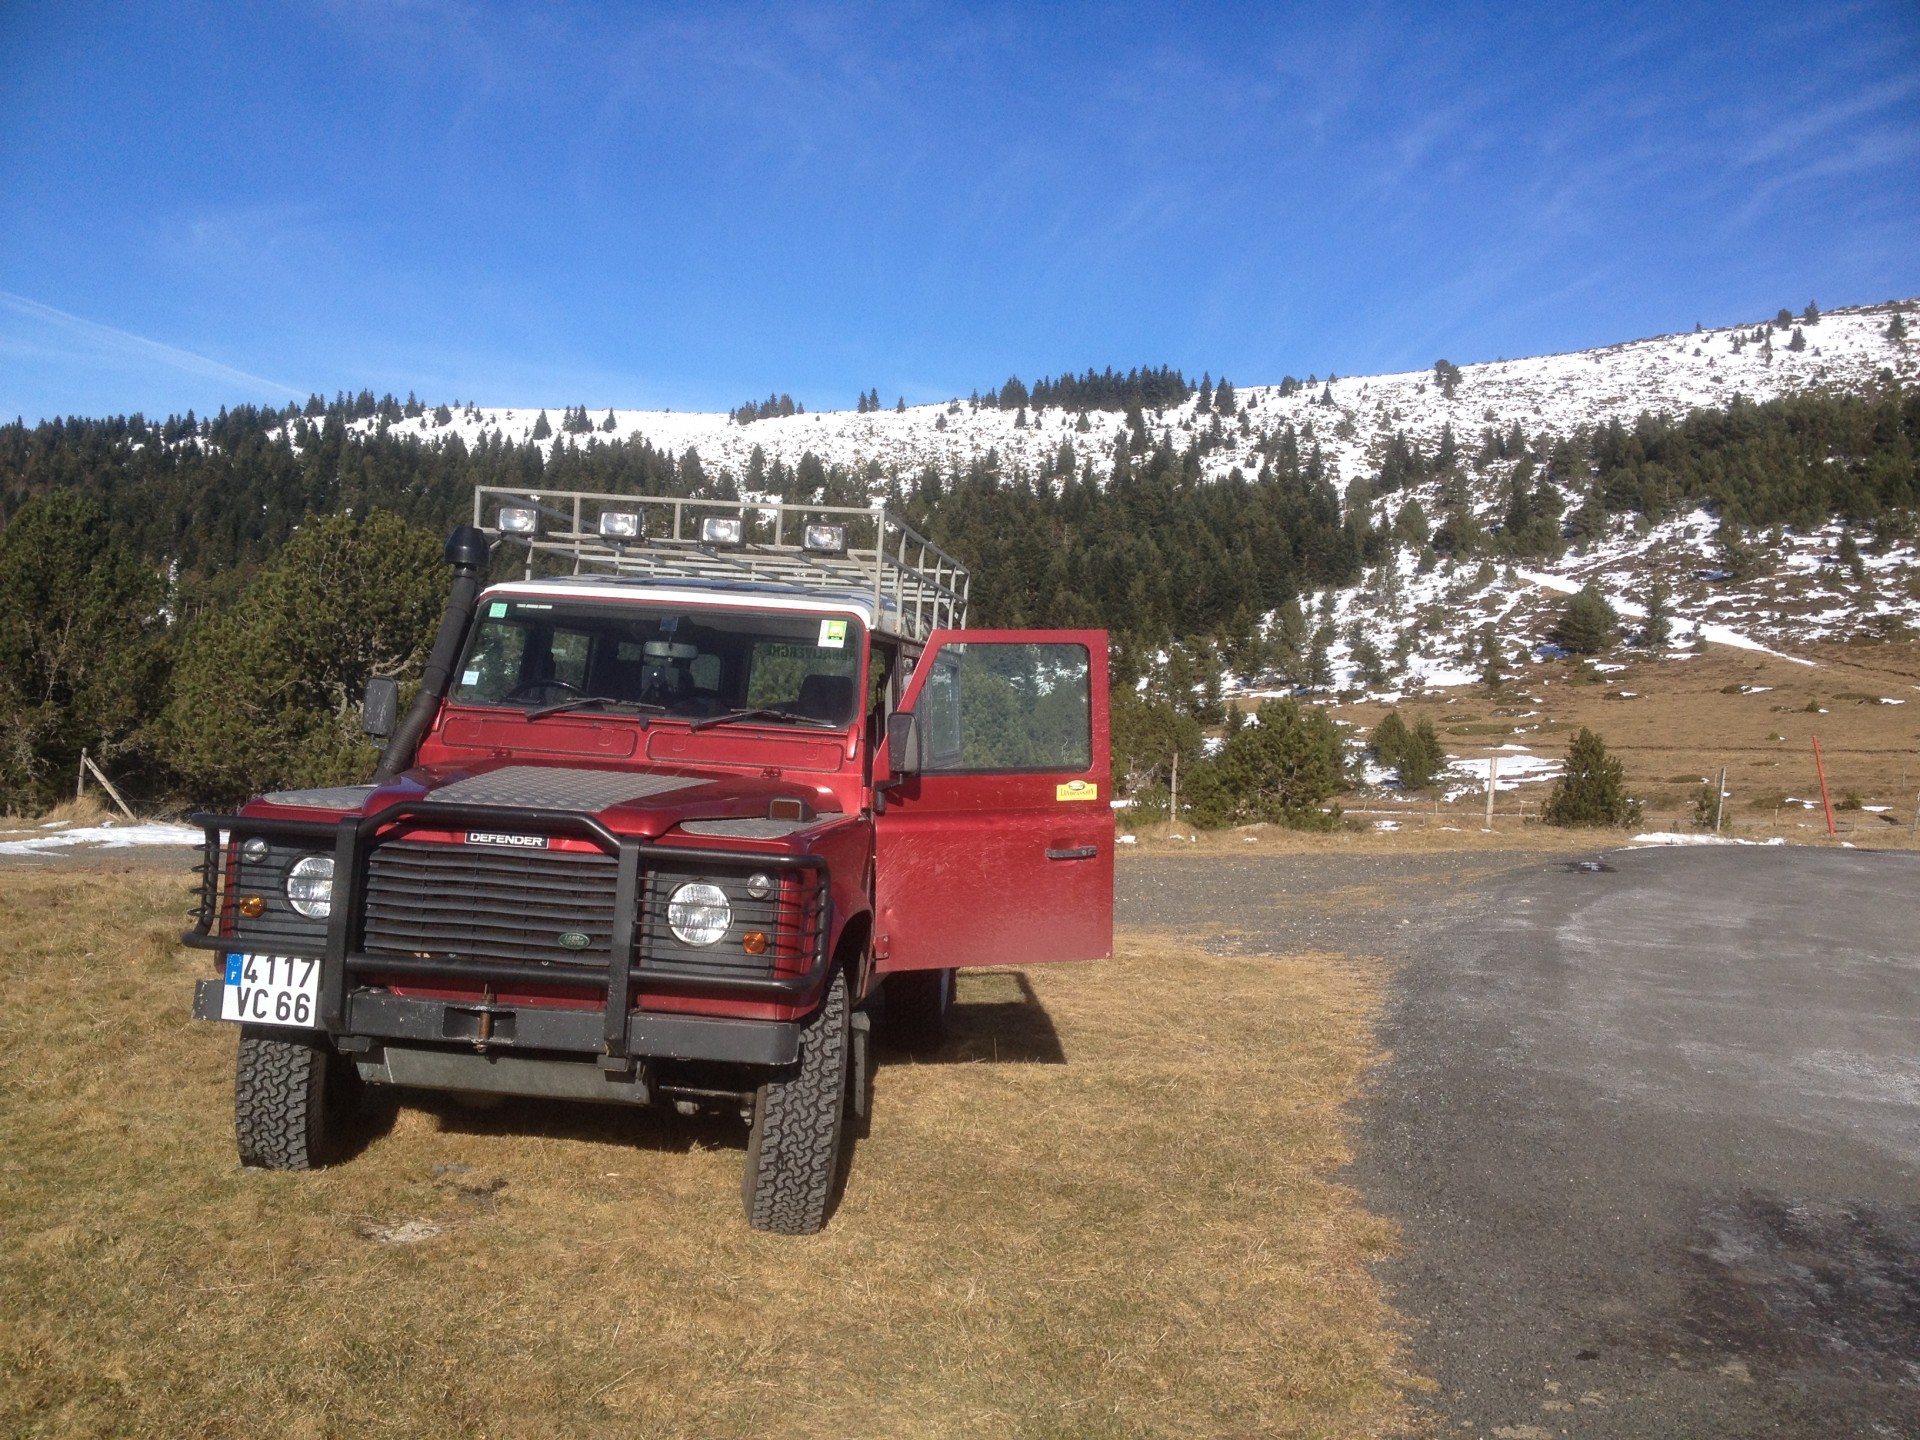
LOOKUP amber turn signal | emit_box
[238,895,266,918]
[741,931,768,956]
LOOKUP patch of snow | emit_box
[0,822,203,855]
[1630,832,1788,846]
[1445,754,1563,798]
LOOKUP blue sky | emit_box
[2,1,1916,424]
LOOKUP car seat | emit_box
[793,673,854,723]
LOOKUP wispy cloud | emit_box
[0,292,304,400]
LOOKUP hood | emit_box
[250,759,838,838]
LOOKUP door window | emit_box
[916,642,1091,774]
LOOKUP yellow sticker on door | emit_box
[1056,780,1099,802]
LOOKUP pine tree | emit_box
[1641,578,1672,647]
[1775,308,1793,330]
[1788,326,1806,352]
[1196,373,1213,412]
[1213,379,1236,416]
[1543,727,1640,827]
[1183,697,1345,829]
[1888,313,1908,342]
[857,393,869,413]
[1716,515,1759,581]
[1837,528,1865,582]
[1433,359,1462,398]
[531,409,552,440]
[896,396,906,413]
[1307,624,1334,689]
[1369,710,1411,773]
[1550,583,1617,654]
[1368,709,1442,789]
[0,493,168,806]
[1479,624,1503,688]
[1801,300,1820,325]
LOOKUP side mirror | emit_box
[885,711,920,776]
[362,676,399,740]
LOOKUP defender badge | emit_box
[465,831,548,849]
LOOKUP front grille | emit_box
[362,840,619,968]
[224,841,331,953]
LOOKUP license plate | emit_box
[220,953,321,1028]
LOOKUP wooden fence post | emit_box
[1713,766,1726,834]
[1813,735,1836,838]
[80,752,137,821]
[1484,755,1499,830]
[1169,749,1179,835]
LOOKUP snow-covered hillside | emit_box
[360,299,1917,495]
[335,298,1919,685]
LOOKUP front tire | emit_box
[742,968,849,1234]
[234,1028,353,1170]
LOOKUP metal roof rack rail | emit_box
[473,485,970,641]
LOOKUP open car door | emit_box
[872,629,1112,974]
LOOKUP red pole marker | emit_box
[1813,734,1836,837]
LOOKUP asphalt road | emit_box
[1120,845,1920,1440]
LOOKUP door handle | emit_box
[1046,845,1099,861]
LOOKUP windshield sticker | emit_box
[763,643,839,661]
[487,601,507,618]
[513,602,551,611]
[461,669,481,686]
[1057,780,1099,802]
[818,618,848,649]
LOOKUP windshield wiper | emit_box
[523,696,666,722]
[688,707,841,733]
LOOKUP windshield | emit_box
[451,596,865,727]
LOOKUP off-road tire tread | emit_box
[234,1029,329,1170]
[742,969,849,1234]
[878,967,952,1051]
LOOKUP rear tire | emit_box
[742,968,849,1234]
[878,967,954,1051]
[234,1028,352,1170]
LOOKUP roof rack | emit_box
[472,485,970,641]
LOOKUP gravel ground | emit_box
[1120,845,1920,1440]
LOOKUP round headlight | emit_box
[667,881,731,946]
[241,836,270,864]
[286,854,335,919]
[745,872,774,900]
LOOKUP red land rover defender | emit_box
[185,486,1112,1232]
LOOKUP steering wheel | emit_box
[506,678,586,702]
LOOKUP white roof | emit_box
[483,577,882,627]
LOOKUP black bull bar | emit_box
[182,799,832,1068]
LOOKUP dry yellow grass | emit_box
[1239,636,1920,850]
[0,797,113,839]
[0,870,1419,1439]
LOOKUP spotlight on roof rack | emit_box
[496,506,538,534]
[700,516,744,547]
[597,511,642,539]
[802,523,847,555]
